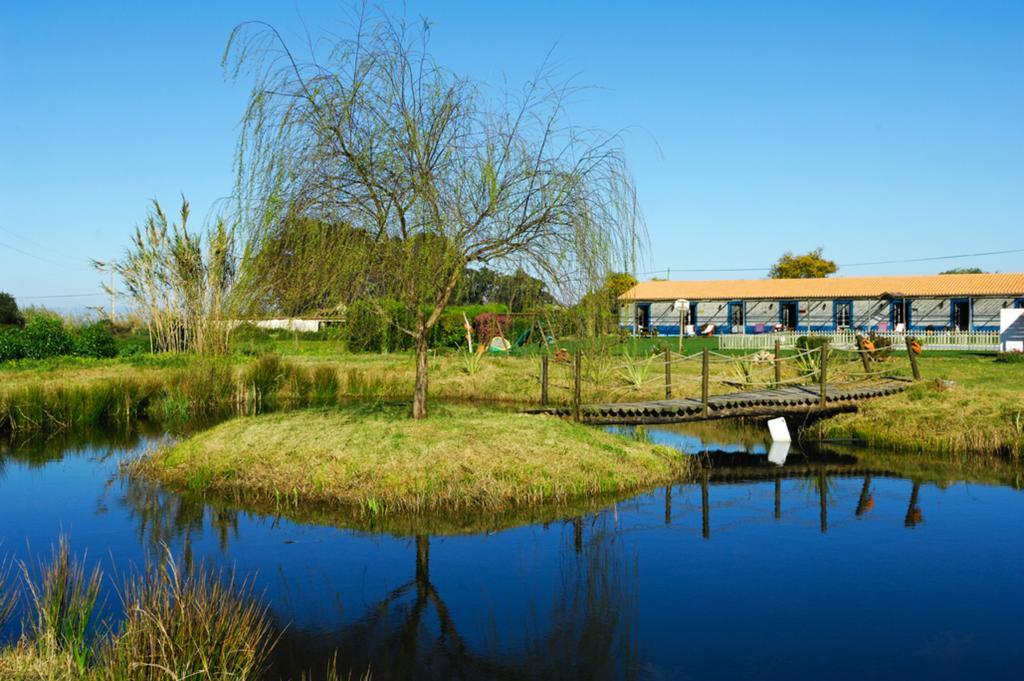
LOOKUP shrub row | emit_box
[0,317,117,363]
[339,299,513,352]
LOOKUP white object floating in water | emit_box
[768,441,790,466]
[767,417,791,443]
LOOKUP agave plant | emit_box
[461,345,487,375]
[618,349,655,388]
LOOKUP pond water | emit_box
[1,423,1023,680]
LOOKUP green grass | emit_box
[3,335,1021,456]
[136,404,690,523]
[810,352,1024,456]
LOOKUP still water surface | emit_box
[1,424,1022,680]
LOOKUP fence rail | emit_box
[718,329,1000,352]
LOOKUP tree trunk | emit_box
[412,328,429,419]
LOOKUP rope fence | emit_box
[536,336,922,418]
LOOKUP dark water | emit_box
[1,424,1023,680]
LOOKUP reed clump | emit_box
[0,539,311,680]
[21,537,103,675]
[100,550,274,680]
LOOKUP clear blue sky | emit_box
[2,1,1022,310]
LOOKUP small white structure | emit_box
[767,417,791,443]
[1000,308,1024,353]
[253,319,323,333]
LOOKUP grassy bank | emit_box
[0,340,745,435]
[811,353,1024,456]
[4,339,1021,457]
[136,404,689,519]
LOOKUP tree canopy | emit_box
[0,292,22,326]
[226,9,645,417]
[768,248,837,279]
[939,267,984,275]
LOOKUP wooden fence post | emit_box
[905,337,922,381]
[819,341,829,408]
[540,354,549,406]
[855,334,872,374]
[701,347,710,417]
[678,307,684,353]
[773,339,782,386]
[664,347,672,399]
[573,348,582,422]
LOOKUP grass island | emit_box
[136,404,690,522]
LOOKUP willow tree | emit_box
[226,10,644,418]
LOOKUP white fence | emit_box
[718,329,1001,352]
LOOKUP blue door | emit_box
[728,302,745,333]
[950,298,971,331]
[890,299,912,330]
[779,301,798,330]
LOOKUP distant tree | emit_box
[769,248,837,279]
[939,267,984,275]
[453,267,554,312]
[0,292,22,326]
[603,273,638,300]
[227,10,643,418]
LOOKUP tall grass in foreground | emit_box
[0,557,16,632]
[0,538,368,680]
[22,537,103,674]
[101,549,274,680]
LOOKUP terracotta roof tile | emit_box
[619,273,1024,301]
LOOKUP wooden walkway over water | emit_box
[530,379,910,425]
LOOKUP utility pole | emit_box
[92,259,117,321]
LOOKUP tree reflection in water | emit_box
[118,475,240,559]
[112,458,948,680]
[271,516,642,681]
[113,466,643,680]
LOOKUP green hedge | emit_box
[74,321,118,358]
[343,298,415,353]
[21,316,74,359]
[0,318,117,363]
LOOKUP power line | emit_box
[15,293,111,299]
[0,227,84,264]
[0,240,93,271]
[639,247,1024,276]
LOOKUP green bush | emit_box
[795,335,832,351]
[0,326,26,362]
[995,351,1024,364]
[74,321,117,358]
[343,298,414,353]
[21,316,74,359]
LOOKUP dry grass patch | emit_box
[141,404,689,517]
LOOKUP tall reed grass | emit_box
[0,355,348,435]
[0,537,366,680]
[22,536,103,674]
[101,549,274,680]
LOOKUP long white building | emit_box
[619,273,1024,335]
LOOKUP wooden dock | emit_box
[530,379,909,425]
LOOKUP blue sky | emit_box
[1,1,1022,310]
